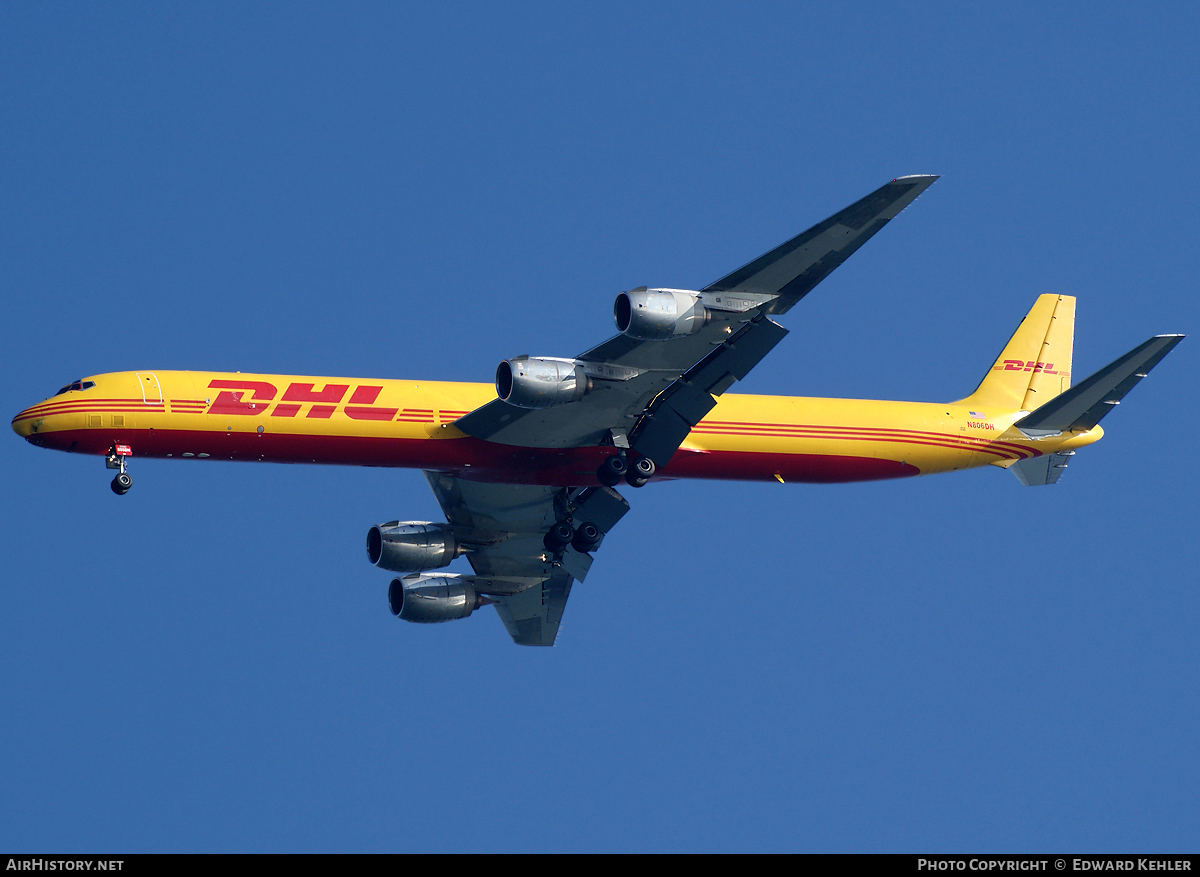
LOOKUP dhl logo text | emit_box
[991,360,1065,375]
[205,380,424,422]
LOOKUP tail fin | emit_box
[957,294,1075,411]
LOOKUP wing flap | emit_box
[493,574,574,647]
[573,484,631,532]
[631,313,789,466]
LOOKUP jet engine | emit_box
[388,574,488,623]
[496,356,590,408]
[367,521,461,572]
[614,289,709,340]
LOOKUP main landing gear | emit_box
[596,451,655,488]
[543,520,603,555]
[106,444,133,495]
[539,482,632,566]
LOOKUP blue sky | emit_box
[2,3,1197,852]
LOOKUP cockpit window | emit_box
[54,380,96,396]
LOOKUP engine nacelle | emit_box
[614,288,708,340]
[496,356,589,408]
[367,521,461,572]
[388,574,484,623]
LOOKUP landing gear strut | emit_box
[541,485,618,562]
[107,444,133,495]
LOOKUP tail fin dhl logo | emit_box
[991,360,1066,375]
[206,380,401,421]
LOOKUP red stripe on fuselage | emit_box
[12,405,165,423]
[23,427,924,485]
[691,428,1032,461]
[695,420,1032,451]
[691,423,1037,459]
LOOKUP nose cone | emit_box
[12,406,36,439]
[11,403,45,441]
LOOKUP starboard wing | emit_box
[703,175,938,313]
[454,176,938,467]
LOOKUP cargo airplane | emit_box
[12,176,1183,645]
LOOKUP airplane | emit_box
[11,176,1184,646]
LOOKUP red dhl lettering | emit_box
[282,383,350,403]
[993,360,1060,375]
[207,380,278,415]
[346,406,399,421]
[348,386,382,405]
[345,385,398,419]
[205,380,400,420]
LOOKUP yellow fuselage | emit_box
[12,370,1102,485]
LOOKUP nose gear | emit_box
[106,444,133,495]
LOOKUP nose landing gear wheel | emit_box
[111,472,133,495]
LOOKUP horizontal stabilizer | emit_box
[1015,335,1184,437]
[1010,450,1074,486]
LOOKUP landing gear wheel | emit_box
[111,472,132,495]
[597,454,627,487]
[625,455,654,487]
[572,521,602,553]
[632,456,656,478]
[543,521,575,552]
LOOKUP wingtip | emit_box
[893,174,940,183]
[1150,334,1186,349]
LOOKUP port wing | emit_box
[424,472,629,645]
